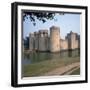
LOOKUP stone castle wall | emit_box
[60,39,68,50]
[34,32,39,50]
[29,33,35,51]
[29,26,80,52]
[38,30,48,51]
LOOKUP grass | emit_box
[70,68,80,75]
[22,56,80,77]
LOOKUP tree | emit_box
[23,12,64,26]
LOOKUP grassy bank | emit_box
[70,68,80,75]
[22,56,80,77]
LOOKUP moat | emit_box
[22,49,80,65]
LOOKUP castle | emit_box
[29,26,80,53]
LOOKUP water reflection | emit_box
[22,49,80,65]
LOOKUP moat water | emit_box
[22,49,80,65]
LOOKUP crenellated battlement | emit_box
[38,30,48,37]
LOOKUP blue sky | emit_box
[23,13,80,39]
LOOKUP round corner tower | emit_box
[50,26,60,52]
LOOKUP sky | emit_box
[23,13,80,39]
